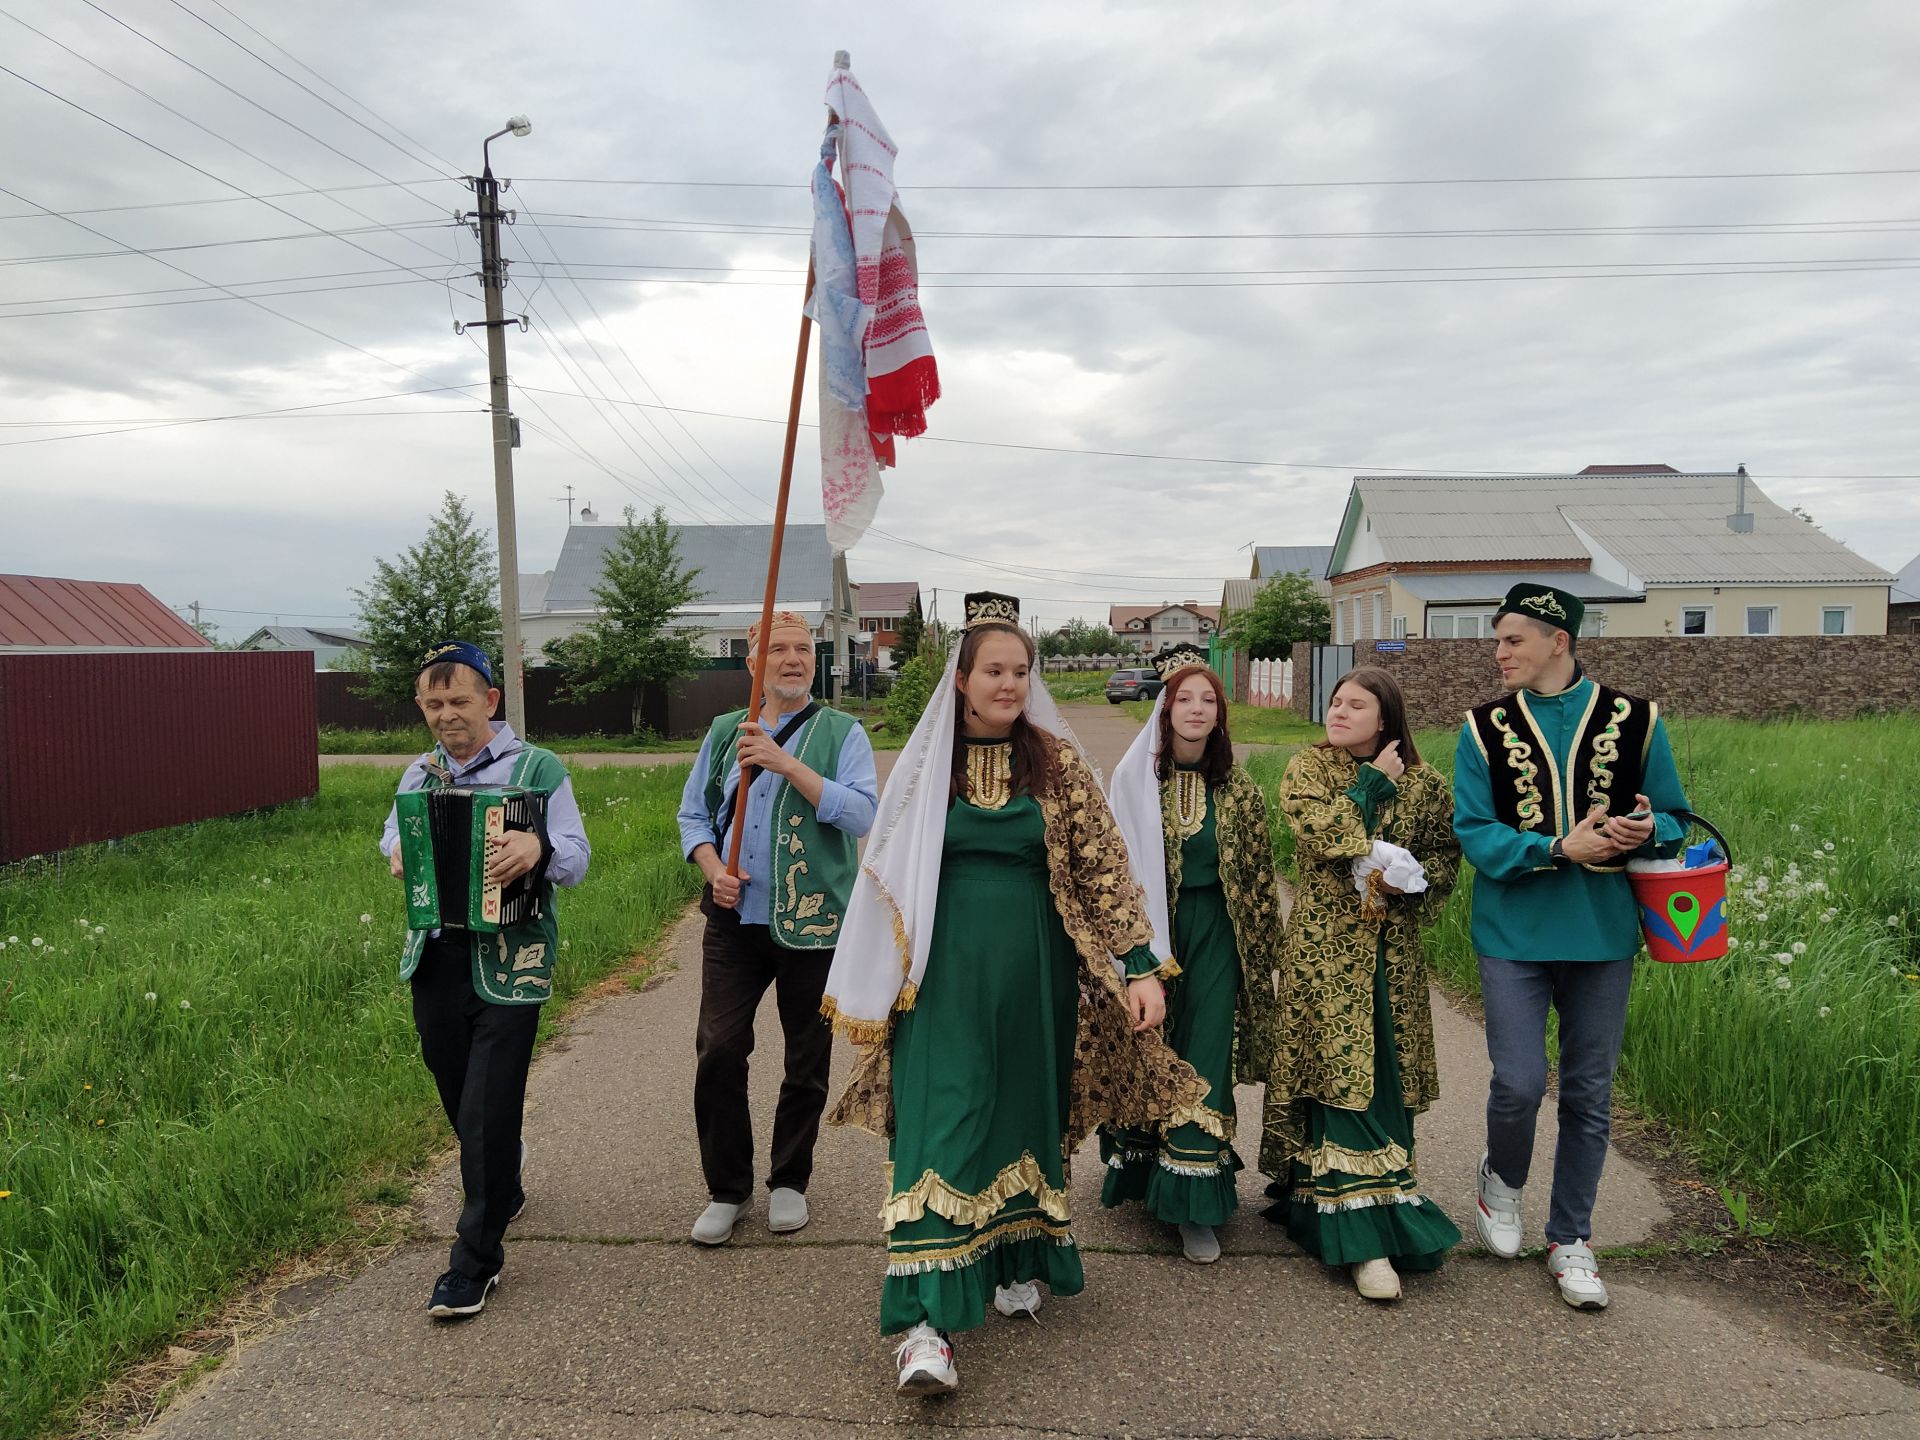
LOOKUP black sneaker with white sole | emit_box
[427,1269,498,1319]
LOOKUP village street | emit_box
[144,706,1920,1439]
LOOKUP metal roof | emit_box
[1220,578,1261,614]
[853,581,920,615]
[1392,570,1641,604]
[1251,544,1335,580]
[540,522,835,613]
[0,574,211,650]
[1886,553,1919,606]
[1338,474,1892,585]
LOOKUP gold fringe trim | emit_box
[1290,1138,1412,1179]
[885,1215,1074,1275]
[817,993,890,1047]
[1163,1099,1236,1144]
[881,1151,1072,1231]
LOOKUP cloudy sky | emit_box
[5,0,1917,638]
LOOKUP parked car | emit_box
[1105,667,1163,704]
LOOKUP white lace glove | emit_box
[1352,839,1429,898]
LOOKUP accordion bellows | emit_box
[397,786,549,932]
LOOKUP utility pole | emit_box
[460,115,533,734]
[555,483,575,527]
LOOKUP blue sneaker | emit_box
[427,1269,498,1320]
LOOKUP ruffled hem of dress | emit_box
[881,1229,1084,1335]
[882,1152,1071,1229]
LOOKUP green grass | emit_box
[1250,715,1920,1330]
[0,765,702,1440]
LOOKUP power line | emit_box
[514,165,1920,192]
[0,220,455,268]
[0,177,453,221]
[0,386,478,446]
[0,274,455,320]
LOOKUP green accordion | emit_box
[396,785,549,933]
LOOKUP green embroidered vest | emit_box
[398,744,567,1004]
[1468,682,1655,872]
[702,704,860,950]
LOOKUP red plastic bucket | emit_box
[1629,811,1730,963]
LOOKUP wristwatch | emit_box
[1549,837,1569,867]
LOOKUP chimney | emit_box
[579,504,598,523]
[1726,464,1753,534]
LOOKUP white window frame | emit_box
[1392,614,1408,639]
[1580,607,1608,638]
[1821,605,1853,636]
[1428,613,1455,639]
[1745,605,1779,636]
[1679,605,1713,636]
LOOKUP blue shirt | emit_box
[676,705,879,926]
[1453,676,1687,962]
[380,722,591,889]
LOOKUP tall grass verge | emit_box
[0,764,702,1440]
[1251,715,1920,1332]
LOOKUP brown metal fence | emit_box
[0,651,317,863]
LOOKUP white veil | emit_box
[1106,689,1173,967]
[823,636,1103,1037]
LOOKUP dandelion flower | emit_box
[6,936,16,945]
[1790,823,1801,833]
[1818,1006,1832,1018]
[144,991,157,1002]
[0,1190,10,1199]
[83,1083,92,1090]
[77,917,89,927]
[30,937,42,947]
[94,1118,104,1126]
[179,999,192,1010]
[1890,916,1902,927]
[1754,910,1769,922]
[1792,942,1806,955]
[1727,937,1741,950]
[1823,841,1835,852]
[359,913,372,924]
[93,926,104,935]
[1774,976,1792,990]
[261,877,272,886]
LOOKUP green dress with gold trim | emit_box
[880,738,1161,1335]
[1260,746,1462,1270]
[1099,764,1243,1224]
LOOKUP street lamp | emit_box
[483,115,532,176]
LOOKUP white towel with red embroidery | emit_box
[814,61,939,554]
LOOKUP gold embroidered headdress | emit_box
[963,590,1020,629]
[1151,643,1210,680]
[746,611,814,646]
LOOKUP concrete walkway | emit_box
[147,707,1919,1439]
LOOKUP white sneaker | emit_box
[1351,1256,1402,1301]
[1475,1152,1525,1259]
[1547,1240,1610,1310]
[768,1187,810,1233]
[690,1200,747,1246]
[894,1323,958,1395]
[1179,1223,1221,1264]
[992,1281,1043,1319]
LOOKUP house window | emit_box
[1746,606,1778,636]
[1373,593,1387,639]
[1821,606,1852,635]
[726,638,749,658]
[1392,615,1408,639]
[1166,613,1188,630]
[1680,606,1711,636]
[1336,599,1352,643]
[1580,608,1608,637]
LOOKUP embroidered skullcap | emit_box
[419,640,493,684]
[746,611,814,646]
[1495,583,1584,638]
[963,591,1021,629]
[1151,643,1211,680]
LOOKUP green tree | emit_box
[885,654,936,735]
[1059,618,1122,656]
[352,491,501,708]
[1221,569,1330,659]
[545,505,707,731]
[1036,627,1070,659]
[892,594,924,668]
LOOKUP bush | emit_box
[884,656,936,735]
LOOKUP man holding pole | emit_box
[676,611,878,1244]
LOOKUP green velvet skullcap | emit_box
[1495,583,1584,637]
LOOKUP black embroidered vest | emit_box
[1467,682,1656,871]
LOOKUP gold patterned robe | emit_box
[1257,745,1459,1172]
[830,735,1205,1144]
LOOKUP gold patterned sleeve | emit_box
[1053,740,1156,958]
[1280,747,1378,862]
[1402,764,1462,924]
[1228,767,1284,965]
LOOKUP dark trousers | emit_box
[1479,954,1636,1246]
[693,888,835,1204]
[412,934,540,1280]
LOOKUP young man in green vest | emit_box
[676,612,878,1244]
[1453,586,1689,1312]
[380,641,591,1319]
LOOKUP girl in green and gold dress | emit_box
[1101,648,1281,1263]
[1261,665,1462,1301]
[822,592,1202,1398]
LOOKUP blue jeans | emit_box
[1478,955,1635,1246]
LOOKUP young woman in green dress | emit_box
[1101,648,1281,1263]
[1259,665,1462,1301]
[822,593,1203,1397]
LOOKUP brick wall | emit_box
[1287,635,1920,732]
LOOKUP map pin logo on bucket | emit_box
[1629,811,1731,963]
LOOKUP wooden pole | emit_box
[725,255,816,876]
